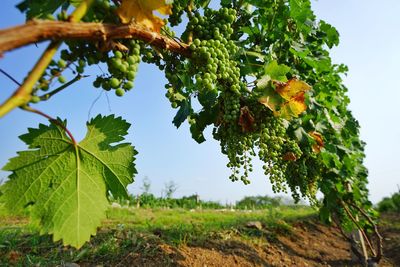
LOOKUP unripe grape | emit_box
[109,78,120,89]
[93,78,102,88]
[58,59,67,68]
[127,71,136,80]
[114,51,123,59]
[115,88,125,97]
[58,76,66,84]
[31,95,41,103]
[123,81,134,90]
[78,59,86,68]
[76,66,84,74]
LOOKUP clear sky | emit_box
[0,0,399,204]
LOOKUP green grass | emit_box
[0,205,315,266]
[105,205,314,242]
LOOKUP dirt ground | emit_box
[107,215,399,267]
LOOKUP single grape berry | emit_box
[58,76,66,84]
[123,81,134,90]
[109,78,120,89]
[114,51,123,59]
[57,59,67,68]
[115,88,125,97]
[30,95,41,103]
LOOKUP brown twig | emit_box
[341,201,376,258]
[0,20,190,57]
[346,201,383,263]
[0,0,95,118]
[332,215,365,262]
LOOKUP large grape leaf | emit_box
[0,115,137,248]
[117,0,173,32]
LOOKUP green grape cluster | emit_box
[258,116,298,193]
[94,41,141,97]
[163,7,244,111]
[187,8,244,118]
[284,154,321,203]
[31,1,136,103]
[168,1,185,26]
[213,124,255,184]
[31,57,80,103]
[213,100,305,193]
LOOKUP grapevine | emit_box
[0,0,382,264]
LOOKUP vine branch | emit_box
[0,20,190,58]
[0,0,95,118]
[341,201,376,259]
[346,201,383,263]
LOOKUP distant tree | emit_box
[140,176,151,196]
[163,180,178,199]
[377,190,400,213]
[236,195,282,210]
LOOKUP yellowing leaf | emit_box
[117,0,172,32]
[258,78,311,120]
[275,79,311,101]
[273,79,311,120]
[258,86,284,112]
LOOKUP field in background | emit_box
[0,199,399,266]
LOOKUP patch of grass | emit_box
[105,205,314,245]
[0,205,315,265]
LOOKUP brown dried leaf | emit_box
[309,131,324,153]
[238,106,255,133]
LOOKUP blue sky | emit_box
[0,0,399,204]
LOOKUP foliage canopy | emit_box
[0,0,381,262]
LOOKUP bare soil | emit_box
[87,215,399,267]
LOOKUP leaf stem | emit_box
[39,74,88,101]
[21,105,77,145]
[0,0,94,118]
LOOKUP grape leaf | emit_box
[264,60,291,82]
[189,107,218,143]
[16,0,67,19]
[274,79,311,119]
[258,86,284,114]
[117,0,172,32]
[173,100,191,128]
[256,60,290,91]
[289,0,315,33]
[258,79,311,120]
[319,20,340,48]
[0,115,137,248]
